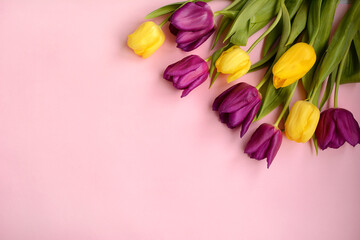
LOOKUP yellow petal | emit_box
[127,21,165,58]
[226,61,251,83]
[273,43,316,88]
[215,46,250,82]
[285,100,320,143]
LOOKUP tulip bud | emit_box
[272,43,316,88]
[215,46,251,83]
[244,123,282,168]
[169,1,215,52]
[127,21,165,58]
[285,100,320,143]
[213,82,261,137]
[316,108,360,150]
[163,55,209,97]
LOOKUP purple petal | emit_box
[212,83,241,111]
[334,108,360,147]
[181,73,208,97]
[177,28,215,52]
[240,99,261,137]
[218,84,259,114]
[170,2,214,31]
[176,29,210,44]
[169,24,179,36]
[226,109,248,129]
[163,55,204,80]
[328,135,345,149]
[173,61,208,89]
[244,124,275,154]
[266,129,282,168]
[219,112,229,124]
[248,140,271,161]
[316,109,335,150]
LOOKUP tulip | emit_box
[244,123,282,168]
[163,55,209,97]
[127,21,165,58]
[169,1,215,51]
[215,46,251,83]
[272,42,316,88]
[212,82,261,137]
[316,108,360,150]
[285,100,320,143]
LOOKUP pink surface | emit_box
[0,1,359,239]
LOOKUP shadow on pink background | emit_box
[0,1,359,239]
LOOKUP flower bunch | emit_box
[127,0,360,168]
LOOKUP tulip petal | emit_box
[218,84,258,113]
[334,109,360,147]
[267,130,282,168]
[127,21,164,58]
[272,42,316,88]
[164,55,203,79]
[240,100,261,137]
[285,101,320,143]
[212,84,241,111]
[169,24,179,36]
[316,109,335,150]
[181,73,208,98]
[170,2,214,31]
[245,124,274,154]
[177,28,215,52]
[226,61,251,83]
[226,109,248,129]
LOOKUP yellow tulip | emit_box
[127,21,165,58]
[215,46,251,83]
[285,100,320,143]
[272,42,316,88]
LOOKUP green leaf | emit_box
[286,0,304,19]
[307,0,322,45]
[212,17,232,49]
[286,0,309,46]
[222,0,246,11]
[302,0,340,97]
[256,1,292,120]
[262,24,281,57]
[250,0,280,23]
[262,0,303,57]
[309,0,360,100]
[230,19,250,46]
[225,0,271,45]
[145,2,183,19]
[216,10,238,19]
[249,46,278,73]
[319,67,337,110]
[340,39,360,84]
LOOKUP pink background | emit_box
[0,1,359,239]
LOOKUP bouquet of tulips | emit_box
[127,0,360,168]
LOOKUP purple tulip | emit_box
[169,1,215,51]
[315,108,360,150]
[212,82,262,137]
[244,123,282,168]
[163,55,209,97]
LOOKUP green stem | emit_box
[247,8,283,54]
[334,50,348,108]
[334,74,339,108]
[205,56,211,62]
[256,74,269,90]
[274,81,298,127]
[159,16,170,28]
